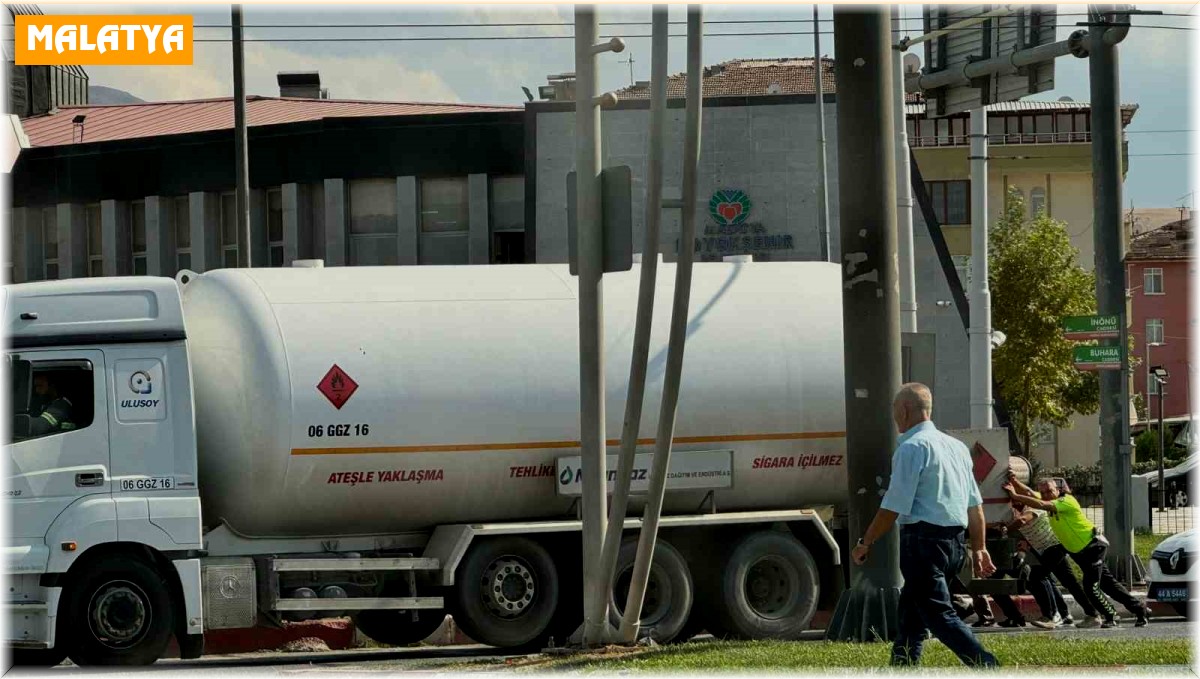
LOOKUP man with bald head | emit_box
[851,383,998,667]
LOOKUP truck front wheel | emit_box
[62,556,174,666]
[451,537,559,649]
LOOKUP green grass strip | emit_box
[440,636,1192,673]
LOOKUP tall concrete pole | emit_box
[1088,4,1139,584]
[969,107,992,428]
[574,5,610,646]
[814,4,831,262]
[825,7,903,642]
[892,6,916,333]
[232,4,250,268]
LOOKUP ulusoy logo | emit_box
[121,371,159,409]
[709,189,752,226]
[129,371,153,395]
[15,15,193,66]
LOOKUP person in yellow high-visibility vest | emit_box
[1005,476,1149,629]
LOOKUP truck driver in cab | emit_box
[28,374,76,436]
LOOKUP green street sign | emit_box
[1073,345,1123,371]
[1062,314,1120,340]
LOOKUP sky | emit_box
[38,3,1198,208]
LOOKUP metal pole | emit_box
[1088,4,1137,582]
[969,108,992,428]
[1158,384,1166,512]
[814,3,831,263]
[905,32,1088,94]
[599,4,668,635]
[574,5,610,648]
[619,4,703,643]
[232,4,250,268]
[825,7,903,642]
[893,6,916,333]
[899,4,1014,50]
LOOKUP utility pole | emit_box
[232,4,251,268]
[618,5,703,643]
[619,52,635,87]
[968,106,992,428]
[892,6,916,333]
[825,6,903,642]
[813,3,831,262]
[571,6,628,647]
[1158,373,1166,512]
[1088,3,1139,584]
[600,5,668,642]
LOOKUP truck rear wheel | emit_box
[710,531,819,640]
[355,609,446,647]
[451,537,559,649]
[608,539,693,643]
[62,556,174,666]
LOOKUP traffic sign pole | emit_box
[1087,4,1141,586]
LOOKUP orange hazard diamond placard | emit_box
[317,364,358,410]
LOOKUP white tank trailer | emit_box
[5,261,1021,667]
[180,262,848,537]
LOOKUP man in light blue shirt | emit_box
[850,383,997,667]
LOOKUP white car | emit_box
[1147,528,1196,618]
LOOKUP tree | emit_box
[990,188,1100,458]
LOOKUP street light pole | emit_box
[1156,371,1167,512]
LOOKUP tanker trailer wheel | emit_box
[608,538,693,644]
[355,609,447,647]
[451,537,559,649]
[62,556,175,666]
[710,530,819,640]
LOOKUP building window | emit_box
[1144,267,1164,295]
[419,177,469,265]
[174,197,191,272]
[220,193,239,268]
[129,200,147,275]
[85,203,102,276]
[926,180,970,225]
[1147,318,1164,345]
[348,179,399,266]
[1030,187,1046,218]
[267,189,284,267]
[41,207,58,280]
[490,176,525,264]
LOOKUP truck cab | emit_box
[4,277,205,666]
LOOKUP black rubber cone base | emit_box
[825,583,902,642]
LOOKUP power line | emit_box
[190,13,1198,29]
[192,23,1196,44]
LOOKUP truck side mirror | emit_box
[8,356,31,416]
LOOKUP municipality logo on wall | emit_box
[709,189,752,226]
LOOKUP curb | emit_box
[977,592,1176,623]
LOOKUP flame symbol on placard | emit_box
[331,374,344,390]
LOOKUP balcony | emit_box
[909,131,1112,148]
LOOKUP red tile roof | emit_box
[20,96,521,148]
[614,57,924,103]
[1127,218,1193,261]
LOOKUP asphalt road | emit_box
[22,617,1196,675]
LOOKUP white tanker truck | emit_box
[3,261,1015,667]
